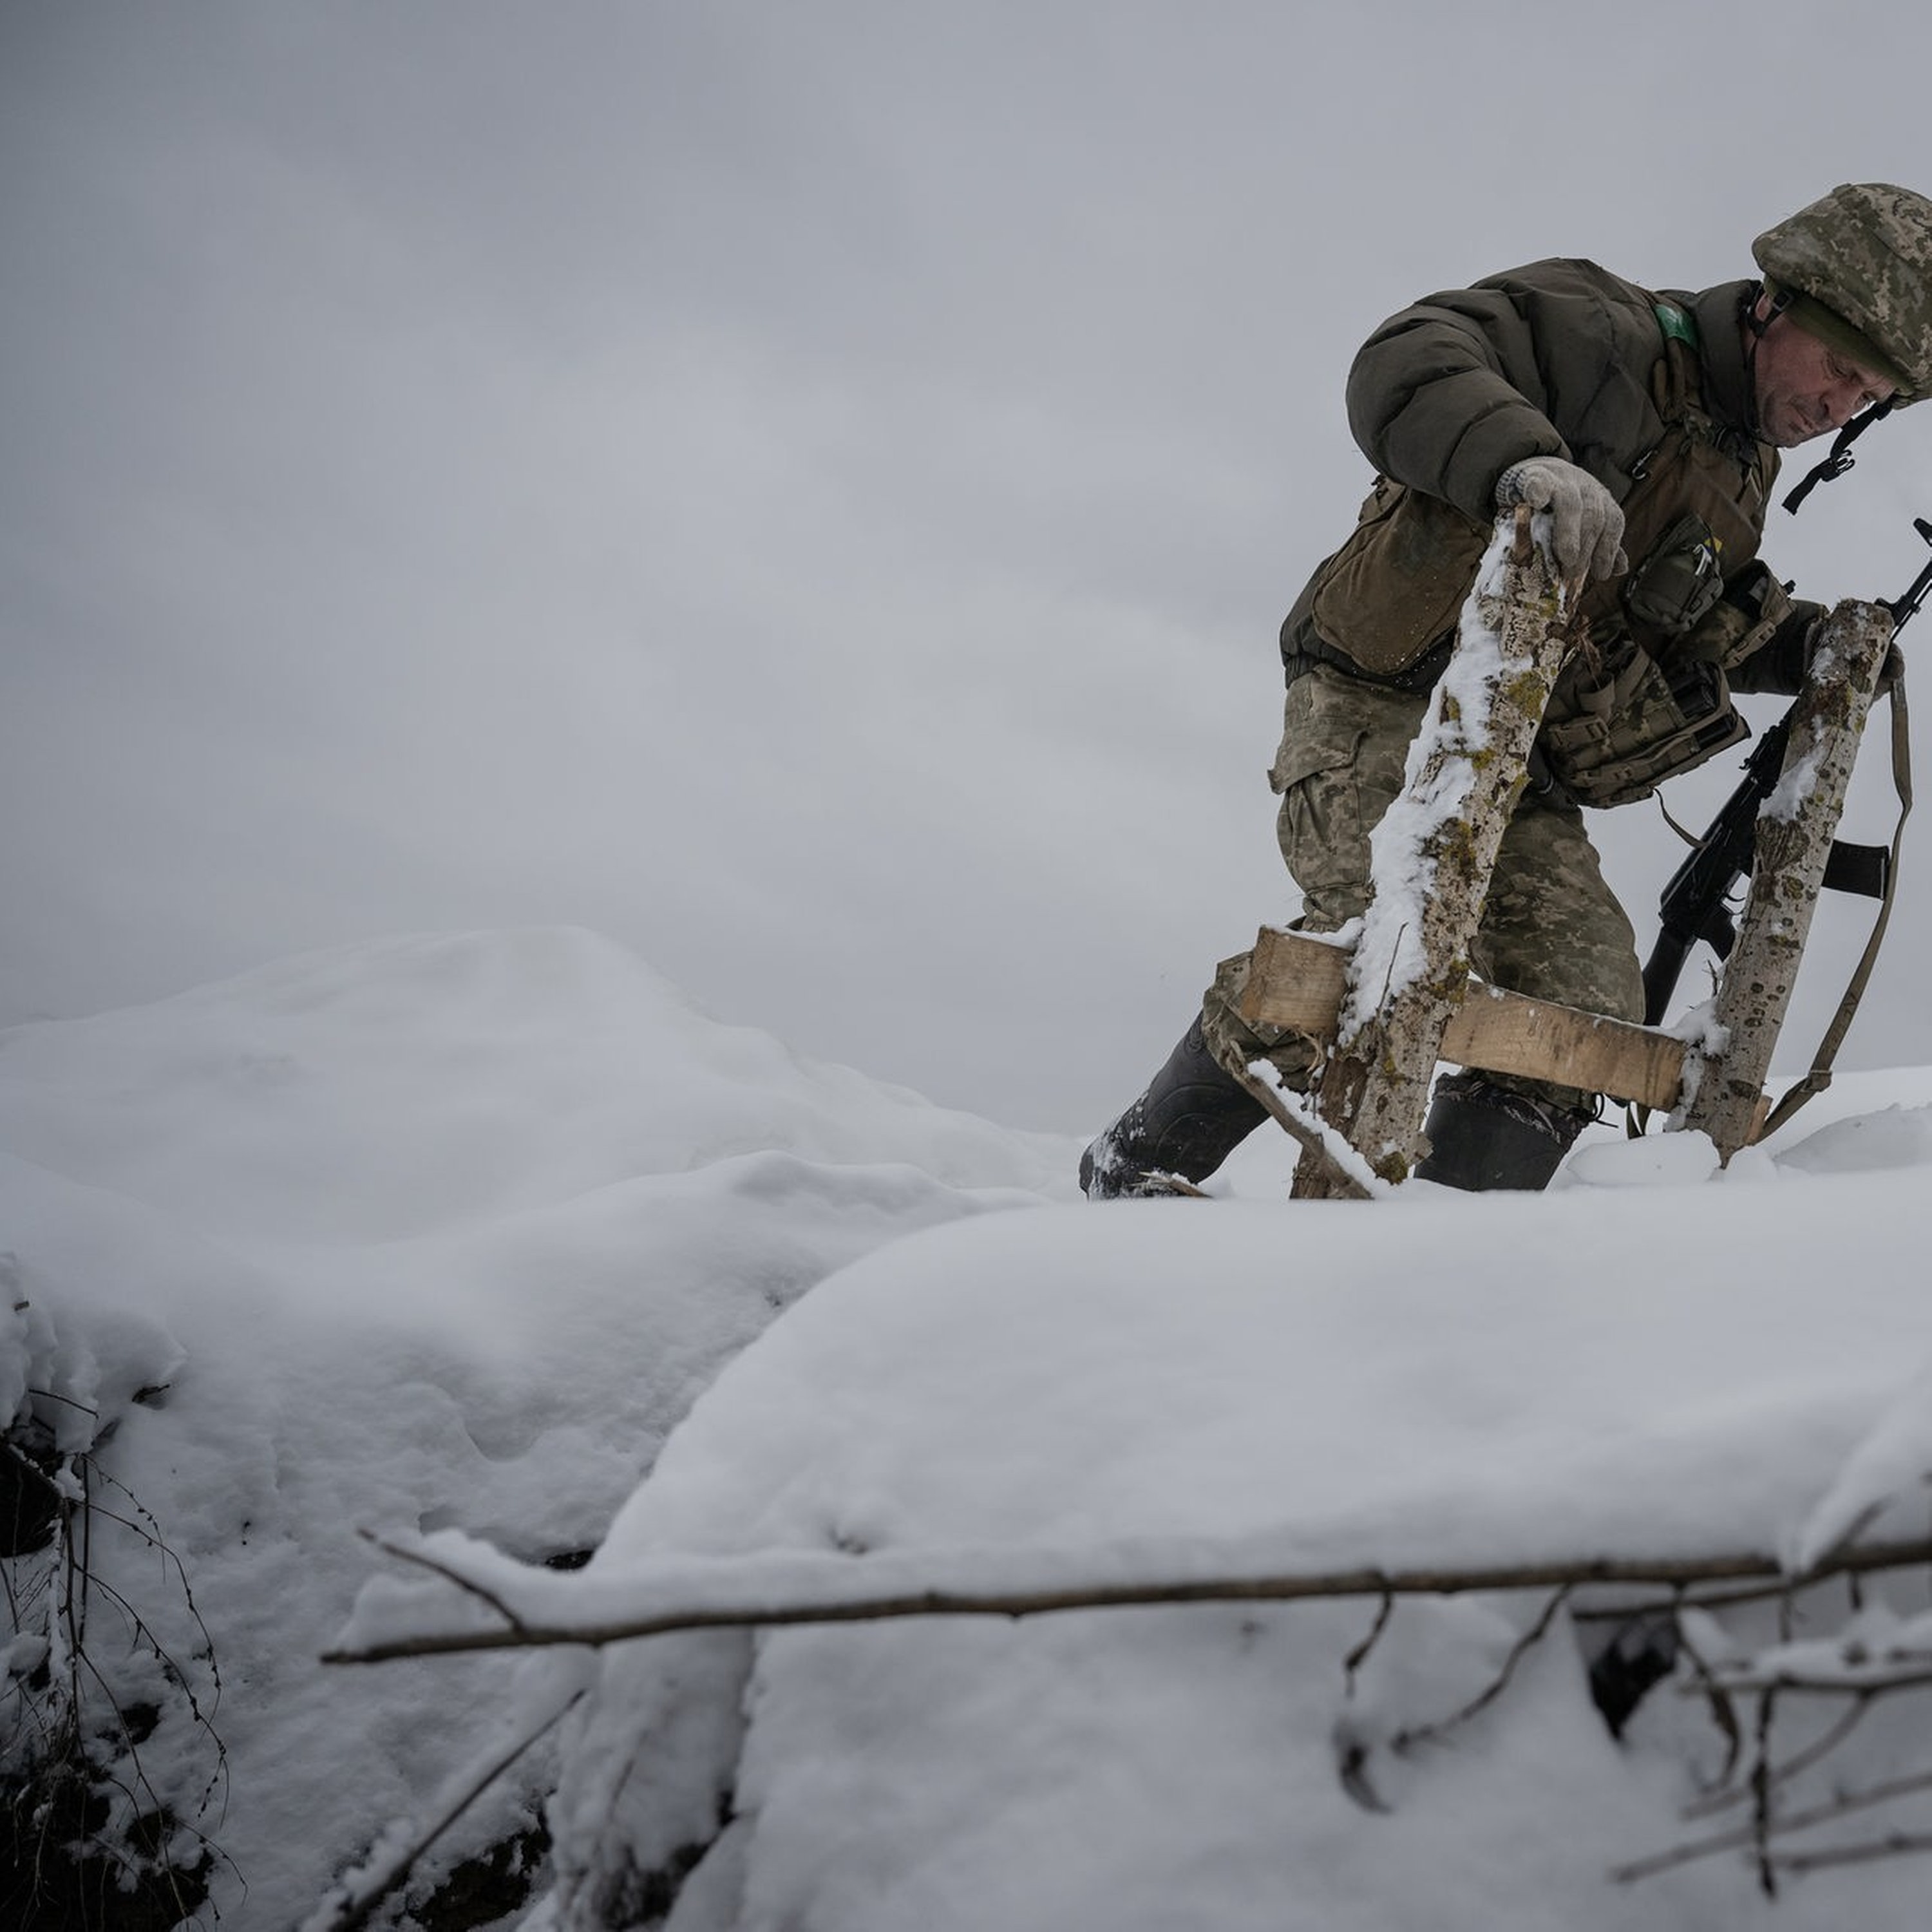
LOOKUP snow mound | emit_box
[515,1144,1932,1930]
[1775,1100,1932,1175]
[0,925,1073,1244]
[0,929,1072,1929]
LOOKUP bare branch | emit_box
[1774,1830,1932,1875]
[1613,1766,1932,1883]
[1701,1662,1932,1697]
[1684,1690,1875,1820]
[1752,1689,1777,1898]
[307,1689,584,1932]
[357,1529,526,1633]
[326,1533,1932,1666]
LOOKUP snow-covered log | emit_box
[1676,599,1894,1162]
[1294,507,1576,1196]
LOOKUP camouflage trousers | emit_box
[1201,664,1645,1119]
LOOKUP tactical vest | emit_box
[1282,301,1791,808]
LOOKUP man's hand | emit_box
[1495,457,1627,581]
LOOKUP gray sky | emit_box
[5,1,1932,1130]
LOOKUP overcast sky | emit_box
[6,1,1932,1132]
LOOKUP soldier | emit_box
[1084,184,1932,1198]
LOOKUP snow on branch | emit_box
[323,1522,1932,1667]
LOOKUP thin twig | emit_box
[1394,1586,1573,1752]
[24,1384,104,1423]
[1613,1765,1932,1883]
[1684,1690,1875,1820]
[1343,1591,1396,1690]
[1670,1606,1744,1790]
[1752,1689,1777,1899]
[308,1688,585,1932]
[358,1529,526,1632]
[2,1437,236,1913]
[1774,1831,1932,1874]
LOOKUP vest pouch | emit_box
[1303,476,1492,677]
[1678,560,1797,670]
[1537,636,1750,807]
[1623,511,1727,636]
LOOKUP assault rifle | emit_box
[1640,516,1932,1027]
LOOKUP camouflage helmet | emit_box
[1753,182,1932,403]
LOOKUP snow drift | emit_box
[5,926,1932,1931]
[0,929,1066,1927]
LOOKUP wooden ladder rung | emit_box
[1235,927,1686,1113]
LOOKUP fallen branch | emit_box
[325,1530,1932,1666]
[303,1687,584,1932]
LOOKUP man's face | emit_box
[1750,295,1897,448]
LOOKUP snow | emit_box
[5,925,1932,1929]
[1763,726,1826,824]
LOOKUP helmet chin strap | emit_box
[1739,280,1789,442]
[1783,397,1894,513]
[1745,281,1899,515]
[1747,281,1793,337]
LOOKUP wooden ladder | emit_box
[1230,511,1896,1198]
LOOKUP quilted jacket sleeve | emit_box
[1345,260,1662,523]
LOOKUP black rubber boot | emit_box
[1414,1072,1589,1193]
[1079,1016,1269,1198]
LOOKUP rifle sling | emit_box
[1756,674,1913,1142]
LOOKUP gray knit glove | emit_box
[1495,457,1627,580]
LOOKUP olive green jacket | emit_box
[1283,259,1816,803]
